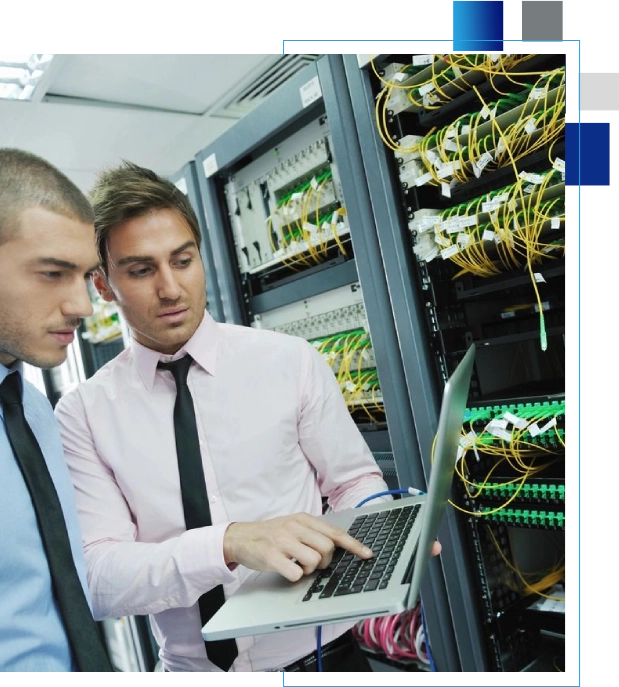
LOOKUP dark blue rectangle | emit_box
[581,123,610,185]
[453,1,503,52]
[564,123,578,185]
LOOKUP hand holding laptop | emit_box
[203,344,474,641]
[224,512,374,582]
[223,512,441,584]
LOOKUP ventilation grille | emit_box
[210,54,321,119]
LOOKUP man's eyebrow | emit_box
[36,257,100,273]
[115,241,197,267]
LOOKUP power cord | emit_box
[311,487,425,671]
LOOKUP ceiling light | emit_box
[0,54,54,101]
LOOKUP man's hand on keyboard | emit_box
[223,513,373,582]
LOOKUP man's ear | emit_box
[93,269,115,303]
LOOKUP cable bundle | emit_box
[353,605,430,667]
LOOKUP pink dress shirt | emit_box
[54,310,390,671]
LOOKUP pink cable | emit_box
[355,604,425,663]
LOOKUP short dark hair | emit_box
[0,147,94,244]
[89,161,202,272]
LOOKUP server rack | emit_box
[193,54,447,669]
[193,55,426,468]
[344,53,565,673]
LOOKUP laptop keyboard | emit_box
[302,504,420,601]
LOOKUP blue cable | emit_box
[353,488,412,508]
[420,600,436,671]
[314,487,424,671]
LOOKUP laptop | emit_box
[202,343,476,640]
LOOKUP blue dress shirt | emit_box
[1,363,92,671]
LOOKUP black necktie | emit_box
[0,372,113,672]
[158,355,238,671]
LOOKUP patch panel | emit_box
[479,507,564,530]
[223,116,351,283]
[477,481,564,505]
[380,55,540,116]
[251,283,383,423]
[409,171,564,268]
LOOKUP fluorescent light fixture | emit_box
[0,54,54,100]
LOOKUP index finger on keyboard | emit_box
[328,528,373,558]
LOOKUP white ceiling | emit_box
[0,54,289,192]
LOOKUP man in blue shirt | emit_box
[0,148,112,671]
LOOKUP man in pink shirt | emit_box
[54,162,392,672]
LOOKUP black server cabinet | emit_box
[193,55,430,490]
[344,54,565,673]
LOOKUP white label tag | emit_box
[415,171,434,186]
[478,152,493,168]
[441,244,459,259]
[551,217,561,229]
[434,230,452,247]
[528,423,541,437]
[503,412,529,430]
[426,149,439,165]
[488,427,512,443]
[519,171,545,184]
[553,157,566,173]
[530,87,547,100]
[202,153,218,178]
[539,417,558,433]
[525,118,537,135]
[442,218,460,234]
[441,182,451,198]
[482,199,502,213]
[460,215,477,228]
[418,82,435,96]
[300,76,322,108]
[437,163,455,179]
[413,54,434,66]
[457,232,470,248]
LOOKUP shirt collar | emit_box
[0,360,24,385]
[132,310,219,391]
